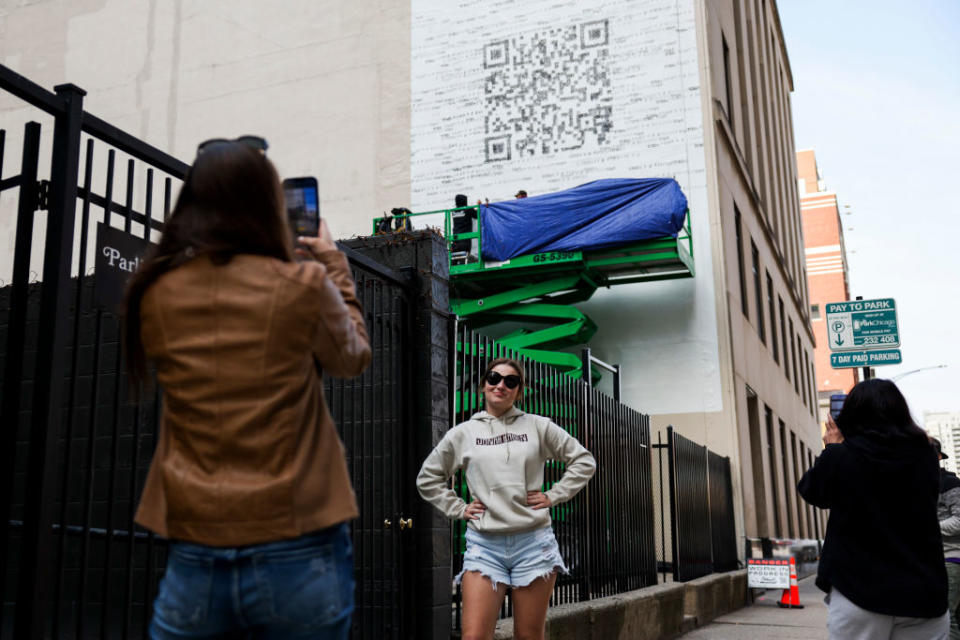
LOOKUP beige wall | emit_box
[700,0,822,540]
[0,0,411,262]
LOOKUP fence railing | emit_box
[654,426,738,583]
[0,64,420,640]
[449,324,658,630]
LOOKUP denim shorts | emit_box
[150,523,353,639]
[457,525,568,589]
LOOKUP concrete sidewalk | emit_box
[679,575,827,639]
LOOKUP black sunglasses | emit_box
[485,371,521,389]
[197,135,268,155]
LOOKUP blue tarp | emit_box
[480,178,688,262]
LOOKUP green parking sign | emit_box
[825,298,899,351]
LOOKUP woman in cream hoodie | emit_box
[417,357,595,640]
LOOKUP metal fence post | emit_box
[15,83,85,640]
[0,120,42,630]
[666,426,679,583]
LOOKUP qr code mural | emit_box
[484,20,612,163]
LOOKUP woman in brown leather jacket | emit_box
[122,138,370,639]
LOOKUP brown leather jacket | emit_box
[134,249,370,546]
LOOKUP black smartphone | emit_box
[829,394,846,421]
[282,177,320,243]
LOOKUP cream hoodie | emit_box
[416,406,596,533]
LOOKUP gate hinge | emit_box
[34,180,51,211]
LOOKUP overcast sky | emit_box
[778,1,960,417]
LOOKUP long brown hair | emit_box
[122,141,293,386]
[479,357,526,410]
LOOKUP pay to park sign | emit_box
[825,298,899,350]
[826,298,902,369]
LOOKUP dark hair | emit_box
[479,357,526,408]
[835,378,926,443]
[454,194,468,207]
[122,141,293,387]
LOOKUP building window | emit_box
[722,33,735,132]
[779,420,795,538]
[791,324,800,395]
[735,207,748,317]
[779,297,789,381]
[765,405,782,538]
[811,303,821,320]
[767,272,779,363]
[751,241,765,343]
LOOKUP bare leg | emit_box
[460,571,508,640]
[511,572,557,640]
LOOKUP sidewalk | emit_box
[679,575,827,639]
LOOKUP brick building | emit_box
[798,149,858,423]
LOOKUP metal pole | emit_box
[855,296,871,381]
[0,120,41,630]
[16,82,85,640]
[581,347,592,387]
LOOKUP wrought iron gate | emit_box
[0,64,415,639]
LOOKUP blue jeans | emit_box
[149,523,354,639]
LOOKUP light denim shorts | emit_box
[456,525,569,589]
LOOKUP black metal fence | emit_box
[449,325,658,630]
[655,426,738,583]
[0,64,418,639]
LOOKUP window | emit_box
[779,297,789,381]
[767,272,779,363]
[791,325,800,395]
[790,328,807,404]
[747,388,770,536]
[810,303,821,320]
[790,432,805,537]
[765,405,782,538]
[779,420,795,538]
[751,241,765,343]
[722,33,735,132]
[735,208,748,316]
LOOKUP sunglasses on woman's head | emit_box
[485,371,521,389]
[196,135,268,155]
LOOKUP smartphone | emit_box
[829,394,846,421]
[282,177,320,243]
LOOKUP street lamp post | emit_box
[891,365,948,382]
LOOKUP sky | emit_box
[778,1,960,418]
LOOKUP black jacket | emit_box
[798,434,946,618]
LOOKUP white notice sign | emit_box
[747,559,790,589]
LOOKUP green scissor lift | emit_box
[372,203,695,379]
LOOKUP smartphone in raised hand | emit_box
[282,177,320,247]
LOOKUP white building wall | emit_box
[927,411,960,475]
[410,0,722,417]
[0,0,412,283]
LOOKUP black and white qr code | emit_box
[483,19,612,163]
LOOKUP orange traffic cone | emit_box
[777,556,804,609]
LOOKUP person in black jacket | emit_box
[799,379,948,639]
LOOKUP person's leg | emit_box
[460,571,508,640]
[826,588,894,640]
[890,611,949,640]
[947,563,960,640]
[510,572,557,640]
